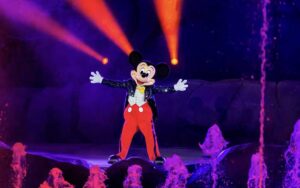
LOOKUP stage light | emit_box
[69,0,133,55]
[0,0,106,64]
[171,58,178,65]
[102,57,109,65]
[154,0,183,65]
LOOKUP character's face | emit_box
[131,62,156,86]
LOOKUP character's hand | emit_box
[89,71,103,84]
[174,79,188,91]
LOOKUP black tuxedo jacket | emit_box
[101,78,176,121]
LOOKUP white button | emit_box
[128,107,132,112]
[139,107,143,112]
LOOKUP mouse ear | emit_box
[129,51,142,68]
[155,63,170,79]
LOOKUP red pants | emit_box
[117,103,161,161]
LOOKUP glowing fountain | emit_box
[39,168,74,188]
[123,165,143,188]
[283,119,300,188]
[257,0,270,187]
[83,165,107,188]
[162,154,189,188]
[247,153,268,188]
[199,124,228,157]
[11,142,27,188]
[199,124,228,188]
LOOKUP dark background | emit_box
[0,0,299,147]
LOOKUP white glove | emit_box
[174,79,188,91]
[89,71,103,84]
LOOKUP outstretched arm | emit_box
[153,79,188,94]
[89,71,128,88]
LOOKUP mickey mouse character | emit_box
[89,51,188,164]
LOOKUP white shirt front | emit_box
[128,88,146,107]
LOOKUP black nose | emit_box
[141,71,149,78]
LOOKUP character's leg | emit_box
[154,129,161,157]
[117,107,138,159]
[117,121,137,159]
[139,121,161,161]
[137,104,161,161]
